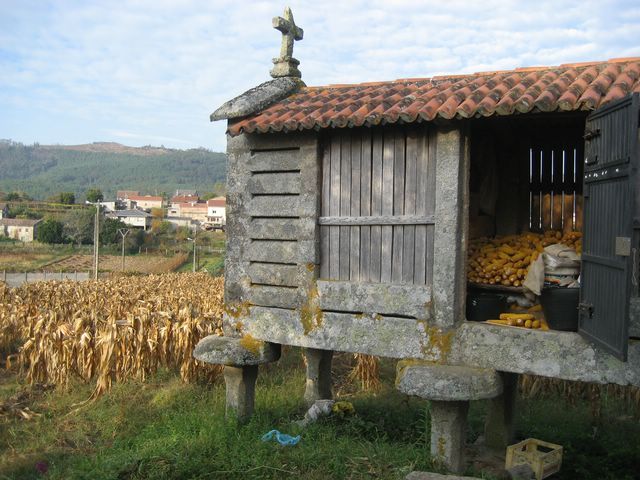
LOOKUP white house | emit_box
[107,209,152,230]
[0,218,41,242]
[0,203,8,219]
[207,197,226,227]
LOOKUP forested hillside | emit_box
[0,140,227,200]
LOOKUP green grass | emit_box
[0,351,639,480]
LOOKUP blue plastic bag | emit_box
[261,429,301,446]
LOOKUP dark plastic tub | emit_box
[466,291,507,321]
[540,287,579,331]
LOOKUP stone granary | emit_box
[195,7,640,474]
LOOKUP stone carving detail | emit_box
[270,7,304,78]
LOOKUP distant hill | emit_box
[0,140,227,200]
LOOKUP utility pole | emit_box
[118,228,130,272]
[93,204,100,280]
[188,222,199,273]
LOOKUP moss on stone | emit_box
[239,334,264,355]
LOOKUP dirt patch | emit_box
[46,254,187,274]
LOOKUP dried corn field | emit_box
[0,273,224,399]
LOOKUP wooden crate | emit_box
[505,438,563,480]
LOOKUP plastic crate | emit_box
[505,438,563,480]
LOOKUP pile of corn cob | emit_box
[468,230,582,288]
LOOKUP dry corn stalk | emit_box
[0,273,224,398]
[519,374,640,419]
[349,354,381,392]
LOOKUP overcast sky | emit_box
[1,0,639,152]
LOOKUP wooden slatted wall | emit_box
[529,141,584,232]
[319,127,436,285]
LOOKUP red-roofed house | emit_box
[170,202,208,223]
[206,197,226,227]
[170,194,200,206]
[127,195,164,211]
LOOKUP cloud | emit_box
[1,0,639,151]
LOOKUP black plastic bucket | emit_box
[540,287,579,331]
[466,291,507,321]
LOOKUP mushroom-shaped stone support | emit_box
[397,362,504,474]
[194,336,281,422]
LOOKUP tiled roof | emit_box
[0,218,41,227]
[129,195,163,202]
[171,195,199,204]
[111,209,152,218]
[228,58,640,136]
[178,202,207,210]
[207,198,226,207]
[116,190,139,199]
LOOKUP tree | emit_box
[4,192,19,201]
[49,192,75,204]
[201,182,226,200]
[86,188,104,203]
[63,208,95,245]
[100,218,128,245]
[36,218,65,244]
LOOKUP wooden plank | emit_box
[247,172,300,194]
[245,240,299,263]
[247,195,300,217]
[339,133,351,280]
[425,130,437,286]
[249,262,298,287]
[249,218,311,240]
[318,215,435,226]
[317,280,431,318]
[562,193,575,234]
[360,131,372,282]
[542,192,552,230]
[329,135,341,279]
[550,148,563,229]
[381,131,395,282]
[530,147,541,231]
[370,132,383,281]
[414,130,428,284]
[350,132,361,281]
[321,140,331,277]
[392,130,405,282]
[575,193,584,231]
[247,148,300,172]
[403,131,418,283]
[541,148,552,230]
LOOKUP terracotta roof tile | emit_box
[227,58,640,136]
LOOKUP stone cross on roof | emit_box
[270,7,304,79]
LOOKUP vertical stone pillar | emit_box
[432,126,470,329]
[223,365,258,423]
[303,348,333,406]
[485,372,518,450]
[430,400,469,473]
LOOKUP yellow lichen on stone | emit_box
[437,437,446,458]
[299,283,323,335]
[224,301,251,319]
[419,322,454,363]
[395,358,438,387]
[239,333,264,355]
